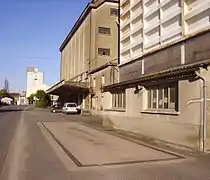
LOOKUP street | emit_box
[0,106,210,180]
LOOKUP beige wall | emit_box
[94,79,206,150]
[90,65,118,110]
[91,2,118,69]
[60,14,91,81]
[60,1,118,82]
[59,1,119,110]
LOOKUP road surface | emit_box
[0,106,210,180]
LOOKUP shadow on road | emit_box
[0,109,25,112]
[0,105,33,113]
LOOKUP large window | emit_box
[147,83,178,111]
[112,90,126,108]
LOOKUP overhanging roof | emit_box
[46,80,89,95]
[88,62,118,74]
[103,60,210,92]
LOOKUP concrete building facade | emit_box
[26,67,49,98]
[100,0,210,151]
[47,0,119,110]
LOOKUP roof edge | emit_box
[59,0,119,52]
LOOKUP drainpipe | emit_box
[195,70,207,152]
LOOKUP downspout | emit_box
[117,0,120,65]
[89,8,92,111]
[195,70,207,152]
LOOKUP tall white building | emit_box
[26,67,49,97]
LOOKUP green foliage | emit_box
[36,90,46,101]
[35,90,51,108]
[35,100,47,108]
[0,89,8,98]
[27,93,35,104]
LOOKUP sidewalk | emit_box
[78,115,201,156]
[41,121,179,167]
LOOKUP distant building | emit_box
[9,93,20,104]
[26,67,49,98]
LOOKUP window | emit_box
[110,8,118,16]
[67,103,76,107]
[148,83,178,111]
[98,27,111,35]
[98,48,110,56]
[112,90,126,108]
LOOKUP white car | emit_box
[62,103,81,114]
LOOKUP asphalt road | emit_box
[0,106,23,176]
[0,107,210,180]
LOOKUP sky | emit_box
[0,0,90,92]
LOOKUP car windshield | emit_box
[67,104,76,107]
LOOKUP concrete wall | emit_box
[96,79,204,150]
[91,2,118,69]
[60,14,91,81]
[26,68,49,97]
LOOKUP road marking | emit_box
[0,108,28,180]
[37,122,78,170]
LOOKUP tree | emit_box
[27,93,35,104]
[0,89,8,98]
[35,90,51,108]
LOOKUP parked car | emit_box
[50,104,63,113]
[62,102,81,114]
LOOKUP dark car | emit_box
[51,104,63,113]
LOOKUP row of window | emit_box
[112,90,126,109]
[97,9,118,56]
[148,84,178,111]
[111,83,178,111]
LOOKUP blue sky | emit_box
[0,0,90,92]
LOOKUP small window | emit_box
[98,48,110,56]
[110,8,118,16]
[98,27,111,35]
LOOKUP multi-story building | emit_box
[26,67,49,98]
[102,0,210,151]
[47,0,119,111]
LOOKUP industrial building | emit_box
[47,0,119,111]
[100,0,210,151]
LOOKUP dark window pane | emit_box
[164,88,168,109]
[169,86,175,109]
[98,48,110,56]
[148,90,151,108]
[98,27,111,35]
[123,92,126,108]
[158,89,163,109]
[118,93,122,108]
[152,90,157,108]
[67,104,76,107]
[112,93,116,108]
[110,8,118,16]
